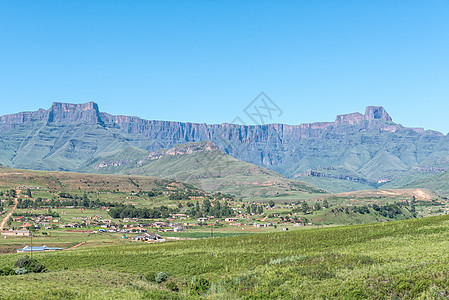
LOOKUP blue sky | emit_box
[1,1,448,132]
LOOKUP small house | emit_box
[135,232,166,242]
[225,218,239,222]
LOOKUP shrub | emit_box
[191,278,211,295]
[15,256,46,273]
[156,272,168,283]
[144,271,157,282]
[14,267,28,275]
[166,281,179,292]
[0,267,15,276]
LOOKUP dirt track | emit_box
[0,189,20,232]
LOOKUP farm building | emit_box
[1,230,30,237]
[17,245,62,253]
[135,232,166,242]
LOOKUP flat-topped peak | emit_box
[47,101,103,125]
[50,101,99,112]
[334,106,392,125]
[364,106,392,122]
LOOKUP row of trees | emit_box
[330,203,409,218]
[292,199,330,214]
[108,205,176,219]
[187,199,234,218]
[12,211,60,218]
[16,196,117,209]
[245,204,264,215]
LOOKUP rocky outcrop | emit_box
[0,108,48,126]
[364,106,392,122]
[296,170,373,185]
[148,141,219,160]
[47,102,104,125]
[0,102,103,126]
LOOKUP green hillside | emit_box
[296,176,374,193]
[2,215,449,298]
[79,141,327,199]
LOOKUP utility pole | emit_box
[30,231,33,260]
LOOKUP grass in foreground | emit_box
[2,215,449,299]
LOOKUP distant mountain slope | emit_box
[79,141,327,199]
[1,102,449,192]
[400,172,449,197]
[312,188,440,202]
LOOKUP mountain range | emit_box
[1,101,449,193]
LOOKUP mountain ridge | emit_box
[1,101,449,193]
[1,102,442,136]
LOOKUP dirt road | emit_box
[0,189,20,232]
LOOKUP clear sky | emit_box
[1,1,448,133]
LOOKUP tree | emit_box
[257,206,264,214]
[313,202,321,211]
[195,201,200,212]
[268,200,275,208]
[323,199,329,208]
[251,204,258,214]
[202,199,212,214]
[25,189,32,198]
[301,202,309,214]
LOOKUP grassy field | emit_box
[2,214,449,299]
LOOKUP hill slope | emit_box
[2,215,449,298]
[0,166,201,194]
[401,171,449,197]
[79,141,326,199]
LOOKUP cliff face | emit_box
[47,102,104,125]
[0,101,448,186]
[0,102,103,126]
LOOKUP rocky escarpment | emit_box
[0,102,103,127]
[47,102,104,125]
[1,101,448,190]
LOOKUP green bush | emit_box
[156,272,168,283]
[14,267,28,275]
[0,267,15,276]
[15,256,46,273]
[191,278,210,295]
[166,281,179,292]
[144,271,157,282]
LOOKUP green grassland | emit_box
[2,215,449,298]
[0,230,127,254]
